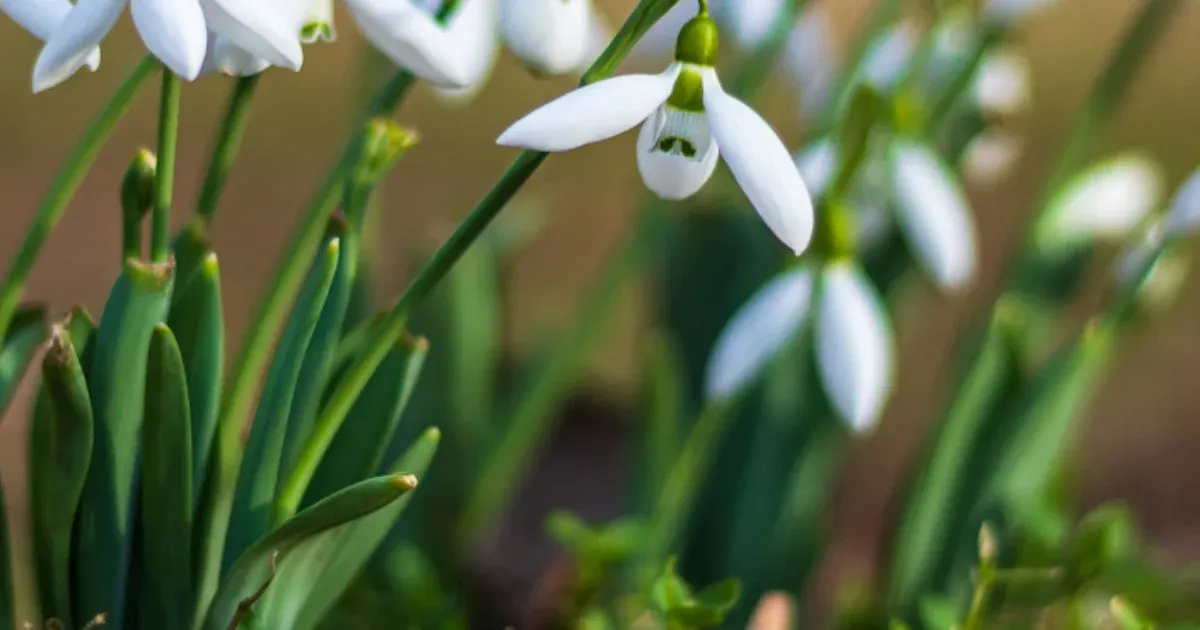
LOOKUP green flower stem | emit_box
[960,569,993,630]
[821,0,905,125]
[196,76,260,225]
[151,69,182,263]
[922,26,1005,130]
[0,55,157,344]
[275,0,684,522]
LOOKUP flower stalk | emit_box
[196,76,261,226]
[151,69,183,263]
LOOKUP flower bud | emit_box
[357,119,419,185]
[121,148,157,225]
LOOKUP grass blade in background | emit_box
[29,321,95,626]
[629,333,684,517]
[258,428,440,630]
[73,258,173,627]
[201,474,418,630]
[223,233,341,571]
[168,248,224,500]
[139,324,194,629]
[445,243,501,455]
[0,481,9,630]
[0,306,49,417]
[303,335,428,506]
[282,219,359,477]
[887,301,1027,616]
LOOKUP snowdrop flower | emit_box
[794,138,892,251]
[422,0,500,101]
[887,138,978,290]
[0,0,101,71]
[1162,165,1200,237]
[961,131,1023,186]
[340,0,472,87]
[707,259,895,433]
[497,12,815,254]
[1036,152,1163,251]
[973,48,1031,119]
[1113,167,1200,295]
[856,21,918,92]
[982,0,1060,26]
[783,6,838,118]
[500,0,607,76]
[713,0,786,51]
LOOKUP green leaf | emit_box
[0,479,10,630]
[29,322,95,626]
[918,595,960,630]
[168,247,224,500]
[651,558,693,614]
[171,219,212,303]
[444,241,501,451]
[258,428,440,630]
[302,335,427,506]
[138,324,195,629]
[887,299,1027,613]
[200,474,418,630]
[693,578,741,614]
[831,85,883,199]
[1072,504,1140,586]
[547,511,592,556]
[224,234,340,572]
[0,305,48,417]
[73,258,173,627]
[282,219,358,478]
[630,333,683,517]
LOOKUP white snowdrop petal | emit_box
[859,21,917,90]
[1039,152,1164,247]
[982,0,1058,26]
[973,48,1030,117]
[2,0,102,69]
[703,71,815,255]
[961,131,1022,187]
[200,0,303,71]
[433,0,499,102]
[716,0,787,51]
[345,0,470,87]
[815,261,894,434]
[33,0,125,92]
[302,0,335,42]
[202,34,271,76]
[500,0,591,76]
[132,0,209,80]
[497,66,677,152]
[888,138,978,290]
[574,2,611,75]
[1114,222,1166,290]
[783,6,838,117]
[706,266,816,400]
[793,136,838,198]
[1164,165,1200,238]
[636,108,720,199]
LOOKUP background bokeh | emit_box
[1,0,1199,623]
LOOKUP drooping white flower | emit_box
[783,5,838,118]
[973,48,1031,118]
[713,0,787,51]
[706,265,815,399]
[981,0,1059,27]
[815,260,894,433]
[0,0,101,70]
[498,13,814,255]
[793,137,893,252]
[428,0,500,101]
[961,131,1023,186]
[887,138,978,290]
[500,0,596,76]
[857,21,918,92]
[1163,165,1200,238]
[342,0,471,87]
[1036,152,1163,250]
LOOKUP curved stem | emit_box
[151,69,182,263]
[196,76,260,225]
[0,55,157,343]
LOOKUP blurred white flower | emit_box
[887,137,979,291]
[857,21,918,92]
[706,259,895,433]
[0,0,101,71]
[713,0,787,51]
[920,9,979,94]
[498,16,814,255]
[500,0,599,76]
[816,260,894,433]
[428,0,500,101]
[1163,165,1200,237]
[961,131,1023,186]
[340,0,471,87]
[706,265,815,399]
[981,0,1059,26]
[783,5,839,118]
[202,0,328,77]
[793,137,892,251]
[1036,152,1164,250]
[973,48,1031,118]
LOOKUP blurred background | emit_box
[1,0,1199,624]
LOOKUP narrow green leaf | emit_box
[630,333,683,516]
[282,219,359,477]
[73,258,174,627]
[0,306,49,417]
[168,249,224,500]
[139,324,194,629]
[223,235,341,572]
[445,243,500,449]
[29,323,94,627]
[201,474,418,630]
[887,300,1026,613]
[302,335,427,506]
[0,480,10,630]
[170,219,212,307]
[259,428,440,630]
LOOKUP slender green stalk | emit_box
[960,573,992,630]
[0,55,157,343]
[151,69,182,263]
[922,27,1004,129]
[275,0,684,521]
[821,0,905,125]
[196,76,260,225]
